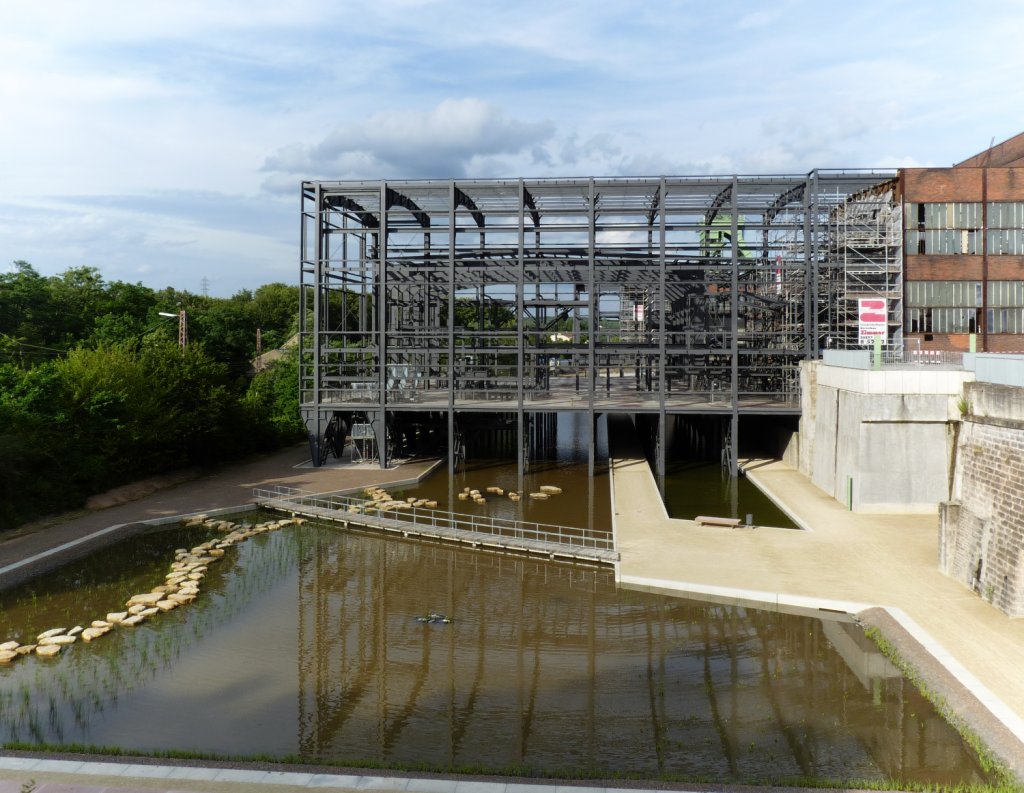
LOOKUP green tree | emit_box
[245,348,304,445]
[0,264,305,533]
[0,261,54,349]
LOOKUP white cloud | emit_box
[263,98,556,180]
[5,0,1024,295]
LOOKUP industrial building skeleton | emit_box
[299,173,897,478]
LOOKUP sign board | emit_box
[857,298,887,344]
[633,303,645,323]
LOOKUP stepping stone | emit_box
[39,634,77,646]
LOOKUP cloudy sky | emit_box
[3,1,1023,296]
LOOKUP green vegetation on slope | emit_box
[0,261,305,531]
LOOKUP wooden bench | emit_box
[695,515,742,527]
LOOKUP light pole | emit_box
[158,310,188,349]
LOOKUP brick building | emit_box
[901,132,1024,352]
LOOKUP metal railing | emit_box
[252,485,616,555]
[823,348,965,370]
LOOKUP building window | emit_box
[986,281,1024,333]
[987,202,1024,255]
[986,309,1024,333]
[905,280,980,334]
[905,202,981,254]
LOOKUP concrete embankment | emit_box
[608,416,1024,779]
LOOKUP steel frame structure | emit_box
[300,172,895,476]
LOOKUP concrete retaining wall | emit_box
[941,382,1024,616]
[801,361,970,512]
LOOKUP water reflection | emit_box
[295,530,989,783]
[662,461,798,528]
[0,523,995,786]
[392,412,611,532]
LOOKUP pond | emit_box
[0,518,998,787]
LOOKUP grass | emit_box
[863,625,1022,791]
[4,740,1024,793]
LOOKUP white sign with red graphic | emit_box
[857,298,887,344]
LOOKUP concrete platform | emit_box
[610,450,1024,777]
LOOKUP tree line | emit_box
[0,261,305,533]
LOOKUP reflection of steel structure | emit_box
[295,534,980,779]
[300,173,895,475]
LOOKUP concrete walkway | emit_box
[0,756,658,793]
[611,451,1024,772]
[0,446,438,576]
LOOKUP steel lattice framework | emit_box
[300,172,896,476]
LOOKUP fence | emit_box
[252,485,618,563]
[823,348,964,370]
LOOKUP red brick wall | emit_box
[904,332,973,351]
[956,130,1024,167]
[985,168,1024,200]
[904,332,1024,353]
[903,168,983,201]
[906,255,983,280]
[902,166,1024,202]
[905,256,1024,280]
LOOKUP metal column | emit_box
[728,177,739,477]
[587,178,597,478]
[375,183,389,469]
[656,177,667,487]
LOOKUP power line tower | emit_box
[200,277,210,297]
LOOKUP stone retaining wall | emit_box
[940,382,1024,616]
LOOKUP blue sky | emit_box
[3,1,1023,296]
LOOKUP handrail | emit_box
[252,485,615,552]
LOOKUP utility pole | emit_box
[158,310,189,350]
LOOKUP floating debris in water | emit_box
[415,613,454,624]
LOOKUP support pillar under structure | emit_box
[303,409,329,468]
[729,411,739,478]
[372,410,388,469]
[587,411,596,477]
[447,410,455,477]
[656,412,667,499]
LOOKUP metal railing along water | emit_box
[252,485,617,560]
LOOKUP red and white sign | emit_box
[633,303,645,323]
[858,298,887,344]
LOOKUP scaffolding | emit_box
[826,179,904,349]
[300,172,895,475]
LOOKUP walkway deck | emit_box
[255,486,618,565]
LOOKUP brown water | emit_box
[662,461,799,529]
[0,521,998,786]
